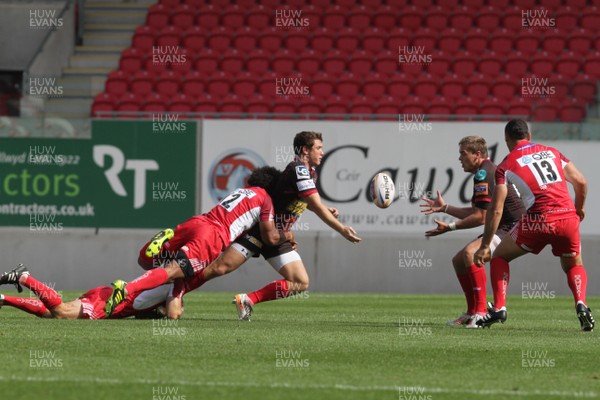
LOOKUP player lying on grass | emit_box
[0,264,184,319]
[420,136,524,328]
[103,166,294,317]
[195,131,361,321]
[474,119,594,331]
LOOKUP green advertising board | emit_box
[0,120,196,228]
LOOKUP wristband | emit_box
[449,222,457,231]
[443,204,449,213]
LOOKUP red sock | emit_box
[457,273,475,315]
[125,268,169,296]
[468,264,488,314]
[566,265,587,305]
[490,257,510,310]
[23,275,62,309]
[247,280,289,305]
[2,296,49,317]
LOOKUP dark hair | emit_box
[247,166,281,196]
[505,119,529,141]
[293,131,323,155]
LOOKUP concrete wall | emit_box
[2,228,598,297]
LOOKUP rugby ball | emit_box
[370,173,395,209]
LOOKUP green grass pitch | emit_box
[0,292,598,400]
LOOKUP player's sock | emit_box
[138,240,155,269]
[490,257,510,310]
[125,268,169,296]
[566,265,587,305]
[457,273,475,315]
[247,280,289,305]
[2,296,49,317]
[468,264,488,314]
[22,275,62,309]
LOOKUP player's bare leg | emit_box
[477,236,526,328]
[560,254,594,331]
[204,246,247,281]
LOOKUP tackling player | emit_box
[199,131,361,320]
[420,136,524,328]
[474,119,594,331]
[0,264,184,319]
[103,166,293,316]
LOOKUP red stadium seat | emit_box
[462,0,484,6]
[466,74,490,100]
[142,92,168,113]
[492,75,518,101]
[454,97,478,118]
[513,0,536,8]
[321,6,346,31]
[233,27,257,53]
[583,52,600,78]
[208,27,232,52]
[450,7,474,31]
[92,92,117,116]
[322,50,347,76]
[551,75,569,99]
[373,7,396,30]
[295,49,320,77]
[222,5,245,30]
[413,28,437,51]
[400,98,426,115]
[146,4,169,30]
[169,97,194,113]
[324,95,348,114]
[132,26,155,50]
[438,28,462,53]
[399,6,422,31]
[532,99,558,122]
[505,52,528,76]
[555,8,579,31]
[118,93,142,113]
[258,72,277,98]
[362,74,386,99]
[155,70,181,97]
[220,49,244,75]
[348,50,372,77]
[502,9,522,31]
[302,5,321,28]
[311,28,335,54]
[156,26,182,47]
[206,72,230,99]
[182,26,205,52]
[581,11,600,30]
[160,0,180,7]
[507,98,532,117]
[542,30,565,55]
[119,48,143,74]
[387,28,410,54]
[571,75,597,102]
[335,27,360,54]
[130,70,155,96]
[171,5,195,30]
[375,96,399,116]
[425,6,448,32]
[440,75,464,99]
[259,29,283,54]
[476,7,501,31]
[559,99,586,122]
[246,7,270,30]
[388,74,412,98]
[336,74,361,99]
[478,52,502,76]
[530,52,554,76]
[231,72,257,100]
[297,97,322,114]
[286,31,310,53]
[427,51,451,78]
[568,29,594,55]
[452,53,477,78]
[427,97,453,116]
[362,28,385,55]
[489,30,513,55]
[515,31,540,54]
[194,50,218,75]
[272,99,296,115]
[464,29,488,54]
[105,70,129,96]
[312,72,335,98]
[414,75,438,101]
[196,7,219,31]
[194,99,218,113]
[348,6,371,31]
[181,71,204,98]
[271,50,295,75]
[556,52,581,79]
[220,95,244,114]
[479,98,506,115]
[350,97,374,114]
[245,95,270,113]
[245,50,270,74]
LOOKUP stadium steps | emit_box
[44,1,146,117]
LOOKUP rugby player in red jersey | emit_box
[0,264,185,320]
[421,136,524,328]
[474,119,594,331]
[101,166,292,316]
[199,131,361,320]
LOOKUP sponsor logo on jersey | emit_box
[208,149,266,204]
[296,179,316,192]
[295,165,310,179]
[475,169,487,181]
[474,183,489,196]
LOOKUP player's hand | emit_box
[328,207,340,218]
[341,226,361,243]
[420,190,447,215]
[425,219,450,237]
[576,208,585,221]
[284,230,295,242]
[290,239,299,251]
[474,245,491,266]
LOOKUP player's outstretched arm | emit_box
[259,220,292,246]
[306,193,361,243]
[563,162,587,221]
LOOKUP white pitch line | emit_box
[0,376,597,398]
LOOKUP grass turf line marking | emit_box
[0,376,597,398]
